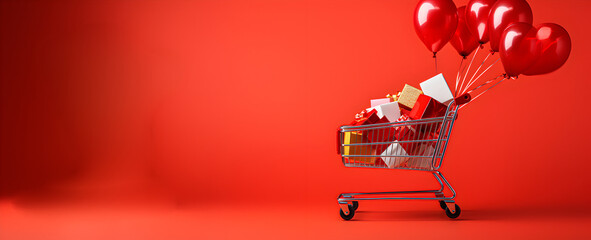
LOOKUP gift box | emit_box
[397,84,423,109]
[382,141,435,169]
[343,109,387,165]
[360,106,396,154]
[419,73,454,105]
[393,115,416,153]
[343,131,378,164]
[405,144,435,169]
[413,142,436,156]
[349,109,382,126]
[408,94,447,120]
[380,141,410,168]
[370,98,392,107]
[366,101,401,123]
[364,123,397,155]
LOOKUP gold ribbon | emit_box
[386,92,401,101]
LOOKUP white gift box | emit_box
[381,142,436,169]
[419,73,454,105]
[407,144,435,169]
[380,141,410,168]
[370,98,391,107]
[366,102,401,122]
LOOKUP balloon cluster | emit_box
[413,0,571,78]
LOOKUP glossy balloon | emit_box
[413,0,458,53]
[450,6,480,57]
[499,23,540,77]
[465,0,496,44]
[488,0,533,52]
[523,23,571,76]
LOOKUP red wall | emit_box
[1,0,590,209]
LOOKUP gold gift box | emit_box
[343,131,377,164]
[398,84,423,109]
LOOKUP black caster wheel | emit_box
[438,200,447,210]
[444,204,461,219]
[339,205,355,221]
[350,201,359,211]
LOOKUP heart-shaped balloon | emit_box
[523,23,571,76]
[450,6,480,58]
[488,0,533,52]
[499,22,541,77]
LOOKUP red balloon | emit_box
[488,0,533,52]
[413,0,458,54]
[465,0,496,44]
[523,23,571,76]
[499,22,541,77]
[450,6,480,58]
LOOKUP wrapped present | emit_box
[370,98,392,107]
[364,122,396,155]
[420,73,454,105]
[359,107,394,153]
[366,102,401,123]
[344,109,388,164]
[408,94,447,120]
[380,141,410,168]
[405,144,435,170]
[400,107,412,116]
[393,115,416,153]
[349,109,382,126]
[343,131,378,164]
[382,139,435,169]
[397,84,423,109]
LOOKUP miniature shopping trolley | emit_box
[336,94,471,220]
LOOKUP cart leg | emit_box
[432,171,456,198]
[435,171,462,218]
[435,171,456,200]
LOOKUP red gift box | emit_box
[354,109,392,157]
[365,123,394,155]
[349,108,391,145]
[408,94,447,120]
[349,109,382,126]
[393,115,416,153]
[393,115,441,156]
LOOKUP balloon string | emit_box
[460,76,508,110]
[461,58,500,95]
[458,46,480,98]
[455,58,464,97]
[434,54,438,73]
[461,52,492,94]
[467,74,504,94]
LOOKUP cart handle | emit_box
[454,93,471,106]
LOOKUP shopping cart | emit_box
[336,94,471,220]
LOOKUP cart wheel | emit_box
[350,201,359,211]
[444,204,461,219]
[339,205,355,221]
[438,201,447,210]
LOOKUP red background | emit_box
[1,0,590,239]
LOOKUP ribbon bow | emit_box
[386,92,402,101]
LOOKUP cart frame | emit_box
[337,98,465,220]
